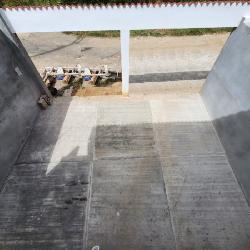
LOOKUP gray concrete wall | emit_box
[0,15,50,187]
[202,18,250,204]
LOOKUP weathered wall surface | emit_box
[0,15,49,187]
[202,18,250,204]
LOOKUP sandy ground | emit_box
[73,82,122,96]
[18,33,121,72]
[18,32,229,96]
[130,34,229,74]
[18,32,229,75]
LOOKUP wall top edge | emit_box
[1,1,250,11]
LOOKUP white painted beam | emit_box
[1,3,250,33]
[120,29,130,96]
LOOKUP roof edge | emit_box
[1,1,250,11]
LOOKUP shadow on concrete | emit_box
[0,146,92,249]
[0,17,50,188]
[1,116,250,249]
[31,36,84,58]
[130,71,209,83]
[90,121,250,249]
[0,92,95,249]
[16,97,74,165]
[213,109,250,206]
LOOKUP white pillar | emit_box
[120,29,130,96]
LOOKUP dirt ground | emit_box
[18,33,122,72]
[18,32,229,96]
[73,82,122,96]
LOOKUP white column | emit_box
[120,29,130,96]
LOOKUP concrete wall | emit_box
[2,3,250,33]
[202,18,250,204]
[0,15,50,187]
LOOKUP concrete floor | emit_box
[1,88,250,249]
[0,32,248,249]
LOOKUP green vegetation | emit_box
[65,28,233,38]
[131,28,233,36]
[65,31,120,38]
[1,1,60,7]
[1,0,228,8]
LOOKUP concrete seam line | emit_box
[149,101,179,250]
[83,121,97,249]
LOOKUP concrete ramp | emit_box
[202,17,250,204]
